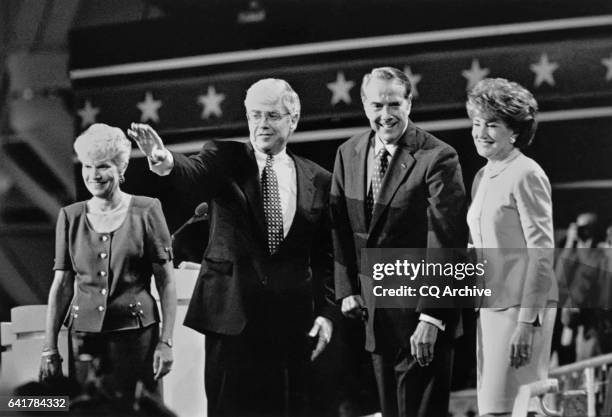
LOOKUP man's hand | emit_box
[341,295,366,320]
[308,316,333,361]
[153,342,173,380]
[509,322,535,369]
[410,321,438,367]
[127,123,167,162]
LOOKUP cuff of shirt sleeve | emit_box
[419,314,446,331]
[154,246,174,263]
[518,316,540,327]
[148,149,174,176]
[517,307,539,324]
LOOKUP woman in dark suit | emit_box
[466,79,558,416]
[39,124,176,404]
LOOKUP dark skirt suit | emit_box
[53,196,172,399]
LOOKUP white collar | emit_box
[373,136,398,157]
[485,148,522,177]
[253,147,290,167]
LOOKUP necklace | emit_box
[87,194,132,233]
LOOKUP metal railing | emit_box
[512,353,612,417]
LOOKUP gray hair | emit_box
[244,78,301,119]
[74,124,131,172]
[361,67,412,101]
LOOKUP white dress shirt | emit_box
[149,146,297,238]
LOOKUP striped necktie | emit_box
[366,148,390,221]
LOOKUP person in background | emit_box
[599,224,612,313]
[128,78,337,417]
[553,212,606,365]
[466,78,557,416]
[556,212,604,307]
[39,124,176,409]
[331,66,466,417]
[565,213,601,250]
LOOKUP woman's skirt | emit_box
[71,323,159,402]
[477,307,556,415]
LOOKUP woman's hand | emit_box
[39,352,63,382]
[509,322,535,368]
[153,342,173,380]
[152,262,176,381]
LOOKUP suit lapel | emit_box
[238,142,267,241]
[292,153,315,214]
[368,124,417,234]
[278,152,314,248]
[350,131,371,233]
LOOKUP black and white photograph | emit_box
[1,1,612,416]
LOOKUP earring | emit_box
[119,174,125,184]
[510,136,517,144]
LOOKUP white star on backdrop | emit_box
[403,66,422,98]
[137,92,162,123]
[602,53,612,82]
[77,100,99,128]
[462,59,490,90]
[327,72,355,106]
[198,86,226,119]
[530,54,559,87]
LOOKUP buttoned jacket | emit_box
[54,196,172,332]
[166,140,337,336]
[331,122,467,351]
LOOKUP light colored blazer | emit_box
[467,149,558,323]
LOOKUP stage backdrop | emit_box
[68,1,612,232]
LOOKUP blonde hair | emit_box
[74,124,131,172]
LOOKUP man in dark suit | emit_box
[331,67,467,417]
[128,78,336,417]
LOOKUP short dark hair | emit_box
[466,78,538,149]
[361,67,412,101]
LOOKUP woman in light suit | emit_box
[466,78,558,416]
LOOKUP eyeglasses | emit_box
[246,111,291,123]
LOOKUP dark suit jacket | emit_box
[331,121,467,351]
[164,140,336,336]
[54,196,172,332]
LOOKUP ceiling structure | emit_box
[0,0,164,320]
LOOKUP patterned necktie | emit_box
[261,154,284,254]
[366,148,390,220]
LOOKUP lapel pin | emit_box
[401,163,407,168]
